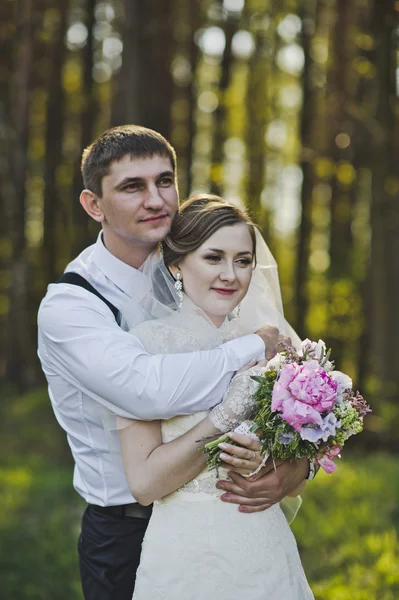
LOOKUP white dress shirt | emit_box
[37,233,265,506]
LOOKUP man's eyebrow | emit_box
[114,177,142,190]
[114,171,174,190]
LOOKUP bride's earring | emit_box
[236,303,241,320]
[175,272,183,309]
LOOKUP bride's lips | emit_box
[212,288,237,296]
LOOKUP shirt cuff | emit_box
[222,334,265,370]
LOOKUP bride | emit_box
[115,195,314,599]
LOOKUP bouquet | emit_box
[202,339,371,474]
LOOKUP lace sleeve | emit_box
[209,365,265,432]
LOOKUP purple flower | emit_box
[271,360,338,432]
[278,431,295,445]
[351,391,372,416]
[300,413,341,443]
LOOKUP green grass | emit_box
[1,387,84,599]
[2,387,398,599]
[293,455,399,599]
[0,467,84,600]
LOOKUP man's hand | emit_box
[216,457,309,513]
[255,325,280,360]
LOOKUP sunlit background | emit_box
[1,0,399,598]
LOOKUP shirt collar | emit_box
[91,232,146,298]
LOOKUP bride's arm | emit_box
[119,416,220,506]
[119,418,263,506]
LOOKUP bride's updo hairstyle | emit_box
[162,194,257,268]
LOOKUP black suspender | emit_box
[56,272,121,325]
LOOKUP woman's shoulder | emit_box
[129,314,196,354]
[130,318,167,335]
[130,311,183,334]
[129,317,175,341]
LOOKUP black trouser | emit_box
[78,505,151,600]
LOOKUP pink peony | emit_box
[271,360,338,432]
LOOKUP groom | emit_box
[38,125,311,600]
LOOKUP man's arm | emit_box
[38,286,265,420]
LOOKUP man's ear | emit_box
[80,189,105,223]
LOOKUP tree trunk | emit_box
[185,0,202,196]
[42,0,70,283]
[111,0,175,140]
[295,0,319,337]
[245,28,270,231]
[367,0,399,401]
[324,0,359,364]
[327,0,356,279]
[6,0,36,387]
[210,14,237,196]
[72,0,98,255]
[0,0,15,380]
[166,0,203,198]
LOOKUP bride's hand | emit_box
[235,358,268,376]
[217,432,264,477]
[234,359,258,376]
[209,361,268,432]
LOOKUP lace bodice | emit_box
[130,299,242,499]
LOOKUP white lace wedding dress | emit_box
[130,301,314,600]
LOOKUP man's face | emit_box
[98,154,179,250]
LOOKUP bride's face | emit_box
[174,223,254,327]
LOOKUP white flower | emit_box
[266,353,286,372]
[313,339,327,360]
[324,360,333,372]
[300,338,327,362]
[330,370,352,402]
[299,338,311,352]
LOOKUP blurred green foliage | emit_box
[0,387,394,599]
[0,468,84,600]
[293,458,399,599]
[1,387,84,599]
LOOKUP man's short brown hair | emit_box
[81,125,177,197]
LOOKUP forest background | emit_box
[1,0,399,598]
